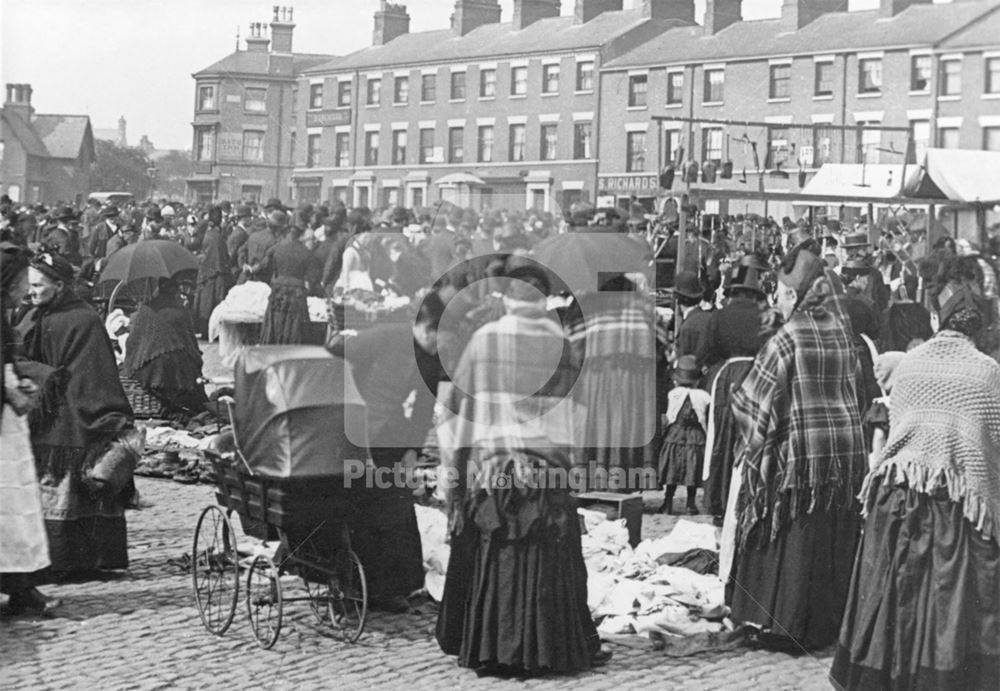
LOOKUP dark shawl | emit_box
[123,294,203,391]
[18,290,132,456]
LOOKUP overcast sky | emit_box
[3,0,899,151]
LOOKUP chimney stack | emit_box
[4,84,33,118]
[642,0,695,22]
[451,0,502,36]
[879,0,931,17]
[781,0,842,30]
[246,22,270,52]
[703,0,740,35]
[513,0,560,30]
[374,1,411,45]
[270,5,295,53]
[575,0,621,24]
[117,116,127,147]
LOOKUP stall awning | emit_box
[905,148,1000,204]
[801,164,917,200]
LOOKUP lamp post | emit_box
[146,166,158,202]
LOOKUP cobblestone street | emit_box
[1,473,836,691]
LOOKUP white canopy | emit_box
[801,163,919,200]
[905,148,1000,204]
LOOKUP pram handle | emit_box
[218,396,255,477]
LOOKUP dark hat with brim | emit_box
[673,355,701,386]
[55,205,77,221]
[672,270,703,300]
[264,197,287,211]
[31,250,75,284]
[100,205,120,218]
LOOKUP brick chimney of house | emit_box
[117,116,127,147]
[374,1,411,45]
[513,0,561,30]
[270,6,295,53]
[642,0,695,22]
[879,0,931,17]
[451,0,502,36]
[246,22,270,52]
[574,0,620,24]
[703,0,741,34]
[4,84,33,119]
[781,0,842,30]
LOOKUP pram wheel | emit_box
[246,554,283,649]
[192,505,239,635]
[328,549,367,643]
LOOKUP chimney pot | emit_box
[703,0,740,34]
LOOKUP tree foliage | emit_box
[150,149,193,198]
[92,139,154,197]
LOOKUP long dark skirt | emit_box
[658,398,706,487]
[349,448,424,600]
[703,359,752,516]
[34,445,129,574]
[728,502,860,651]
[193,273,232,336]
[440,486,600,675]
[260,283,309,345]
[131,351,207,415]
[830,482,1000,691]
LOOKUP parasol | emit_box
[531,232,654,294]
[99,240,200,304]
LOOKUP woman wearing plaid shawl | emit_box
[726,244,867,652]
[435,264,609,676]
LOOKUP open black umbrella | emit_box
[99,240,199,305]
[531,232,654,294]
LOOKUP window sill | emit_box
[509,94,527,100]
[393,101,409,107]
[365,104,380,108]
[702,101,724,107]
[574,89,594,96]
[982,93,1000,100]
[243,110,267,115]
[664,102,683,108]
[767,98,791,104]
[336,104,351,109]
[813,94,834,100]
[419,100,435,105]
[306,106,323,112]
[908,89,930,97]
[627,105,648,111]
[448,98,466,103]
[856,92,882,98]
[478,96,496,102]
[541,92,559,97]
[195,109,220,115]
[937,95,961,102]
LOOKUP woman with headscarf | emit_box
[17,251,136,576]
[831,266,1000,690]
[1,244,60,615]
[724,244,867,651]
[122,278,207,417]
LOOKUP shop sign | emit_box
[217,133,243,161]
[306,109,351,127]
[598,173,659,195]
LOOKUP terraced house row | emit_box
[187,0,1000,215]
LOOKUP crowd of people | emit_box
[2,189,999,687]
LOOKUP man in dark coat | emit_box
[225,205,253,279]
[673,270,713,376]
[237,211,283,283]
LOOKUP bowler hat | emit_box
[264,197,287,212]
[842,231,870,248]
[100,205,120,218]
[730,257,766,296]
[266,210,289,228]
[673,271,703,300]
[55,205,77,221]
[673,355,701,386]
[235,204,253,218]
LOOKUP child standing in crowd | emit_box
[658,355,711,514]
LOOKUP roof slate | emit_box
[306,9,683,74]
[604,0,1000,69]
[194,51,335,77]
[939,3,1000,48]
[32,114,91,159]
[2,110,49,157]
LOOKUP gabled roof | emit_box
[1,109,49,157]
[306,9,688,74]
[32,114,92,159]
[604,0,1000,70]
[194,50,335,78]
[939,2,1000,49]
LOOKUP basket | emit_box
[120,375,167,418]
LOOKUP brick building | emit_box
[1,83,95,206]
[185,6,334,204]
[597,0,1000,214]
[289,0,690,215]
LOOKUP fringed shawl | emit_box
[863,331,1000,542]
